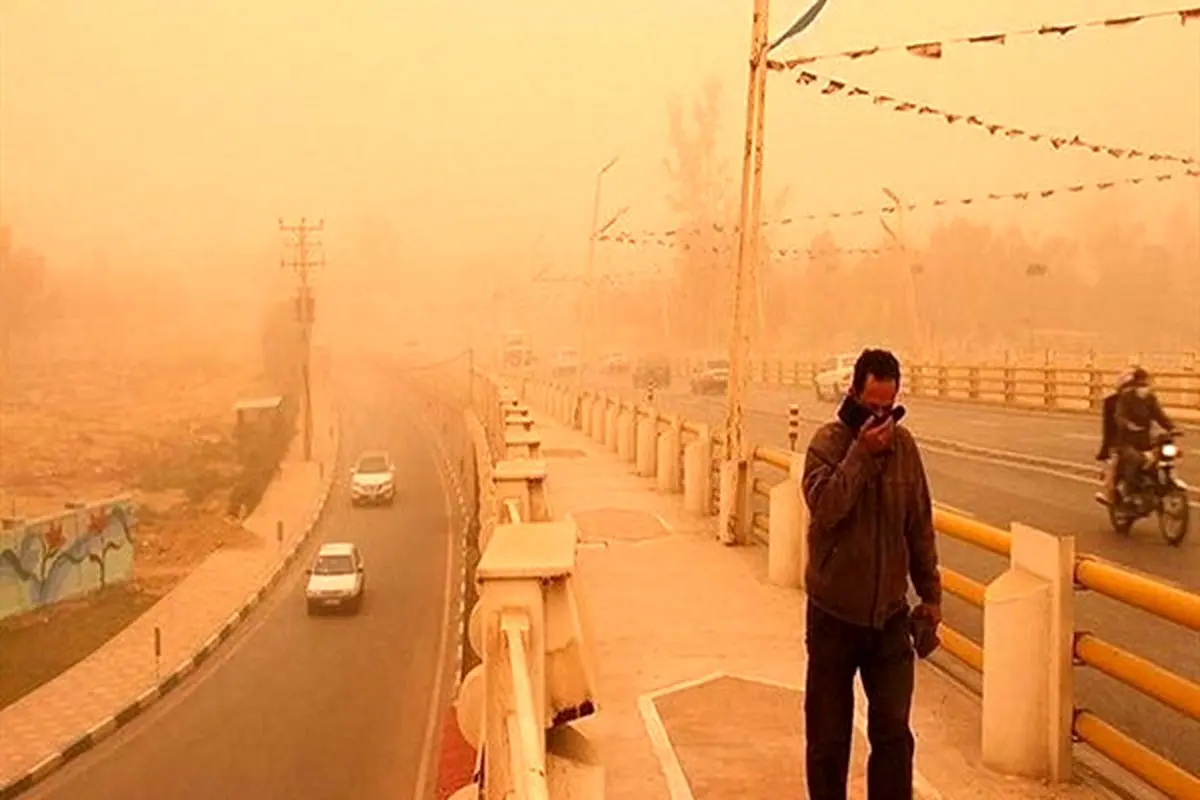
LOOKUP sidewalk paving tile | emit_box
[529,412,1111,800]
[0,386,338,787]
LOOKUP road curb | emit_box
[0,412,342,800]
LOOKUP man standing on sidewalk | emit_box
[800,348,943,800]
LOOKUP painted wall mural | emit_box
[0,497,137,621]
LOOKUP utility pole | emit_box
[581,157,620,387]
[279,217,324,462]
[721,0,770,545]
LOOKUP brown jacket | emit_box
[801,420,942,629]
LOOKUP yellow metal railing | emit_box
[675,354,1200,416]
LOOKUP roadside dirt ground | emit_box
[0,322,276,708]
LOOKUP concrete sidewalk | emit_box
[534,417,1111,800]
[0,379,339,796]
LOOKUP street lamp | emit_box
[581,156,620,385]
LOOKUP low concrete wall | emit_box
[0,497,138,620]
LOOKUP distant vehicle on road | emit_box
[349,451,396,507]
[501,329,535,371]
[600,352,630,374]
[551,347,581,379]
[305,542,365,614]
[633,354,672,390]
[813,353,857,401]
[690,358,730,395]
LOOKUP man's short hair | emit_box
[851,348,902,394]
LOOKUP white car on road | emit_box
[813,353,857,401]
[305,542,365,614]
[350,451,396,507]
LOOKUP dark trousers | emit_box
[804,600,915,800]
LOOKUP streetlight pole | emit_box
[747,11,772,346]
[721,0,770,546]
[881,187,927,358]
[581,156,619,386]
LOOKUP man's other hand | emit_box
[914,602,942,629]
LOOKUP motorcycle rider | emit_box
[1096,371,1135,505]
[1113,367,1177,502]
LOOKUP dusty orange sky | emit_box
[2,0,1198,293]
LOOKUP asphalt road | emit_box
[751,383,1198,486]
[26,368,460,800]
[591,378,1200,776]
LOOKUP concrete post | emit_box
[717,457,751,545]
[591,398,607,442]
[655,423,682,493]
[616,407,636,463]
[581,395,594,437]
[683,427,712,515]
[767,454,807,588]
[635,411,657,477]
[504,430,542,460]
[981,523,1076,781]
[604,404,619,451]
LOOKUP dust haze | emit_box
[2,0,1199,365]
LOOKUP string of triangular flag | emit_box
[607,167,1200,241]
[792,70,1196,166]
[767,6,1200,70]
[595,232,896,260]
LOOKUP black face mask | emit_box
[838,394,906,433]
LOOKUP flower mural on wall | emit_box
[0,498,137,618]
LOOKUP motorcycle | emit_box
[1096,431,1189,546]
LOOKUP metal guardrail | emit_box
[501,610,550,800]
[550,381,1200,798]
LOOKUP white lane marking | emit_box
[654,513,675,534]
[1062,432,1094,441]
[410,416,461,800]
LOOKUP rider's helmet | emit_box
[1129,367,1152,397]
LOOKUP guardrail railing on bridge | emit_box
[437,381,601,800]
[527,378,1200,799]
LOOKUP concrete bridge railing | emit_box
[526,378,1200,799]
[448,382,602,800]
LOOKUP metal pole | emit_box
[722,0,769,545]
[581,157,618,388]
